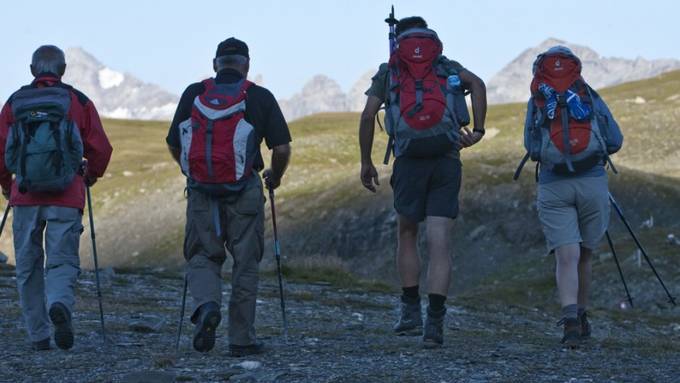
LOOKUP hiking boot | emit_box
[558,317,581,348]
[393,298,422,335]
[422,307,446,348]
[49,302,74,350]
[580,311,591,339]
[229,342,266,357]
[31,338,51,351]
[192,302,221,353]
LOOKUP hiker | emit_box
[515,46,623,347]
[166,37,291,356]
[359,16,487,347]
[0,45,113,351]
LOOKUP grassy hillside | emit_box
[1,71,679,295]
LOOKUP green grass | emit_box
[88,70,680,218]
[90,118,178,209]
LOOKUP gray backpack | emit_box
[5,87,84,193]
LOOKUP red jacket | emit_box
[0,75,113,210]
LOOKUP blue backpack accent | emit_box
[5,87,84,193]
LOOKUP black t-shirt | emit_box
[166,68,291,171]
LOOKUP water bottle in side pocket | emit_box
[447,75,470,127]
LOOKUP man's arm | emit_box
[458,69,487,148]
[257,86,292,190]
[168,146,181,165]
[359,95,383,192]
[166,84,202,167]
[263,144,291,190]
[0,103,13,198]
[81,100,113,185]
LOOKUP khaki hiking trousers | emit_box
[184,174,265,346]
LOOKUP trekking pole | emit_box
[385,5,398,54]
[0,204,10,239]
[175,274,188,352]
[382,5,399,165]
[268,186,289,342]
[86,185,108,342]
[605,231,633,308]
[608,193,676,305]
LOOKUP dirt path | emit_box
[0,264,679,383]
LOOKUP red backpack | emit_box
[179,79,258,194]
[384,28,469,162]
[532,50,593,167]
[514,46,623,179]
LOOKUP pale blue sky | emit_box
[1,0,678,100]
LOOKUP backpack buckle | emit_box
[556,93,568,107]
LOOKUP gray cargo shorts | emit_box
[537,175,610,252]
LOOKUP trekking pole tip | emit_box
[385,5,398,25]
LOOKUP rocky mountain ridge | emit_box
[6,40,677,122]
[278,72,373,121]
[279,38,680,120]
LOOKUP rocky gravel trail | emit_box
[1,264,679,383]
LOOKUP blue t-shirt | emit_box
[538,163,607,184]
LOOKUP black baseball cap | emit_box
[216,37,249,59]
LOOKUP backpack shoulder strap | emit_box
[240,80,254,97]
[60,84,89,107]
[201,78,216,93]
[435,56,461,76]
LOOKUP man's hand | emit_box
[360,163,380,193]
[84,175,97,187]
[80,160,97,187]
[1,188,9,201]
[263,169,281,190]
[459,128,484,149]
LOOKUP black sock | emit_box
[428,294,446,313]
[401,285,419,303]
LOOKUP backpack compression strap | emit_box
[558,92,575,173]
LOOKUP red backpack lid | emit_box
[198,78,252,111]
[392,28,443,78]
[531,46,583,93]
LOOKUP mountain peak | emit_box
[62,47,177,120]
[279,74,349,121]
[537,37,567,49]
[65,47,101,67]
[278,71,375,121]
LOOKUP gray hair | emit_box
[31,45,66,75]
[214,54,248,71]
